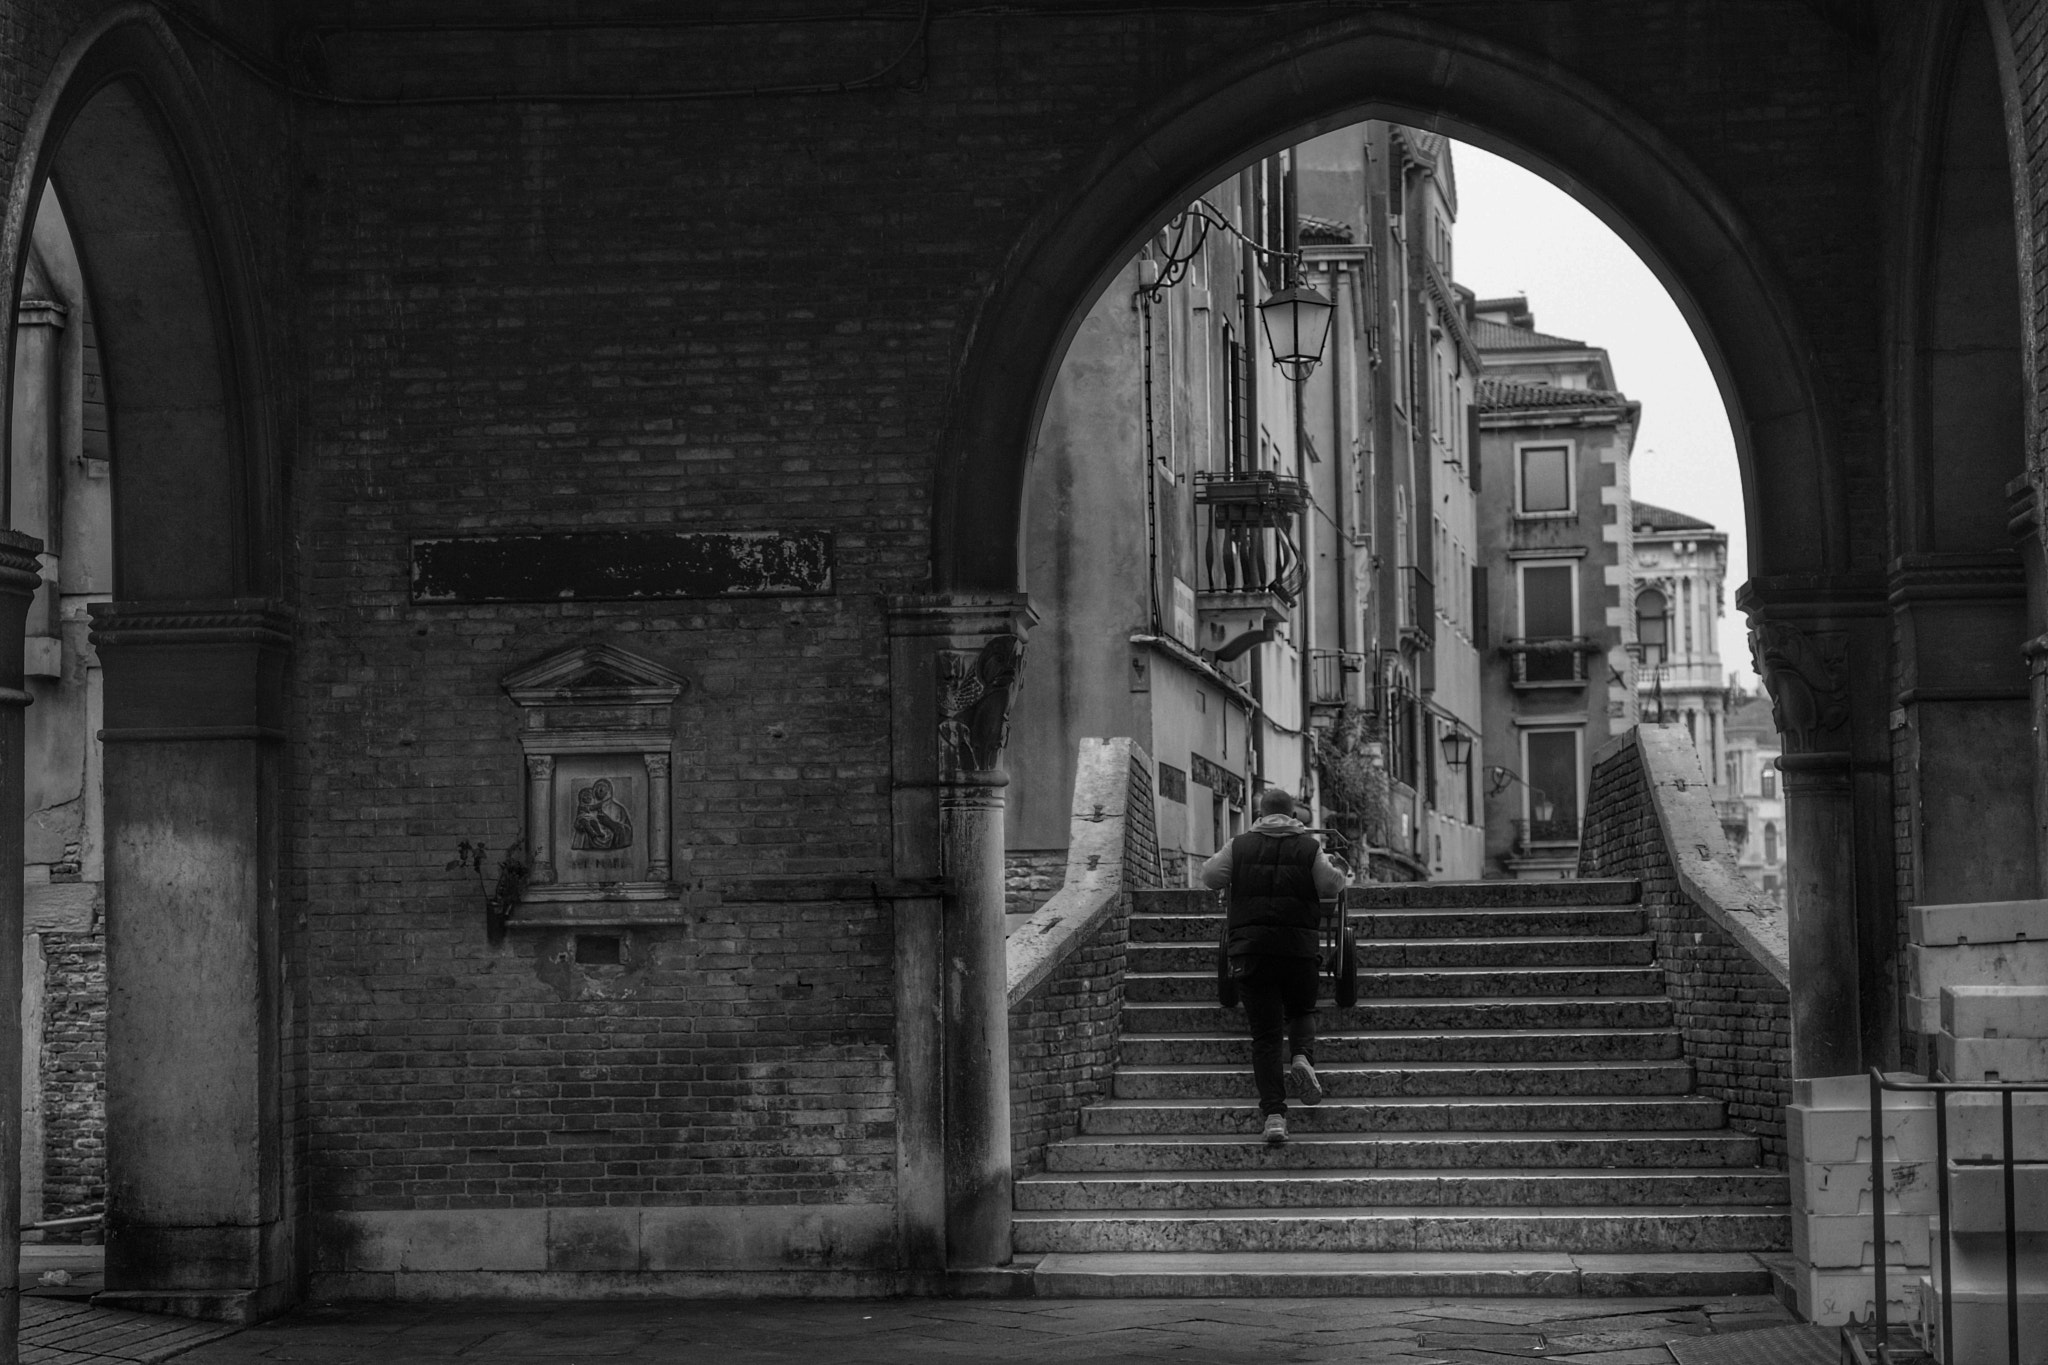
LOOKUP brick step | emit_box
[1044,1131,1766,1173]
[1014,1169,1790,1211]
[1123,966,1665,1003]
[1112,1061,1694,1101]
[1128,937,1655,972]
[1345,879,1642,909]
[1079,1095,1727,1136]
[1123,997,1678,1034]
[1010,1205,1788,1255]
[1118,1028,1683,1066]
[1027,1250,1776,1298]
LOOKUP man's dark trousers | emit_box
[1235,954,1318,1116]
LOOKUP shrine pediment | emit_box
[502,643,685,709]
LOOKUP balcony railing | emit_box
[1398,565,1434,648]
[1194,470,1307,603]
[1310,649,1369,707]
[1502,636,1597,686]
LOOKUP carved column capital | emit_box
[886,593,1039,786]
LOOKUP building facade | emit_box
[1472,304,1639,877]
[1007,122,1485,887]
[1723,691,1788,906]
[1632,503,1732,794]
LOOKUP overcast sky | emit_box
[1450,141,1755,689]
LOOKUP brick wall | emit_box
[37,929,103,1221]
[1005,850,1066,918]
[1008,745,1160,1177]
[1580,730,1793,1166]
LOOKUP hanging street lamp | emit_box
[1259,278,1335,382]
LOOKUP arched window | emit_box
[1764,821,1779,865]
[1636,588,1668,667]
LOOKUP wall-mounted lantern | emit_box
[1439,727,1474,771]
[1259,280,1335,382]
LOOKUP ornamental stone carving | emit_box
[937,633,1025,777]
[1748,618,1849,751]
[500,642,686,926]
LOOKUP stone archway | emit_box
[1,8,291,1335]
[905,10,1874,1268]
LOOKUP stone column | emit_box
[525,754,556,885]
[644,751,672,882]
[885,593,1036,1271]
[0,533,44,1365]
[2011,482,2048,895]
[1742,578,1892,1076]
[87,599,293,1323]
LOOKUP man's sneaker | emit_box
[1262,1113,1288,1144]
[1289,1054,1324,1106]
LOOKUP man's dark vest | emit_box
[1224,829,1322,958]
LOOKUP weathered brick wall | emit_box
[1009,748,1160,1177]
[1580,732,1792,1166]
[38,929,103,1221]
[1006,850,1066,918]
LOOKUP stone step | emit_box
[1117,1028,1683,1066]
[1028,1250,1776,1297]
[1112,1061,1694,1101]
[1345,878,1642,909]
[1123,966,1665,1003]
[1010,1205,1788,1255]
[1123,996,1678,1034]
[1014,1169,1791,1211]
[1351,907,1650,939]
[1079,1094,1728,1136]
[1128,907,1647,938]
[1128,936,1656,972]
[1044,1130,1766,1172]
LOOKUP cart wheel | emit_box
[1333,924,1360,1009]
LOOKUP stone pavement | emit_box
[18,1298,237,1365]
[154,1295,1835,1364]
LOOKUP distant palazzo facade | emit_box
[1631,503,1731,793]
[1472,300,1638,878]
[1722,692,1787,907]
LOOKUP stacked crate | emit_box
[1906,901,2048,1051]
[1786,1073,1933,1325]
[1914,982,2048,1364]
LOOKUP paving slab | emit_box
[136,1294,1823,1364]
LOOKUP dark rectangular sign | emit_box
[410,530,834,604]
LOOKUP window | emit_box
[1764,821,1779,865]
[1636,588,1669,668]
[1519,562,1577,683]
[1518,443,1572,514]
[1524,729,1581,844]
[1761,771,1776,800]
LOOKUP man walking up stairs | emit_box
[1196,789,1350,1146]
[1016,878,1791,1296]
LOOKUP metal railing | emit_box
[1502,635,1595,686]
[1310,649,1368,707]
[1864,1068,2048,1365]
[1194,470,1307,604]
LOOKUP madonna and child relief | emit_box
[556,764,645,882]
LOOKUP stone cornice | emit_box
[87,598,294,650]
[1887,550,2025,604]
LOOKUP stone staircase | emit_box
[1016,878,1791,1295]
